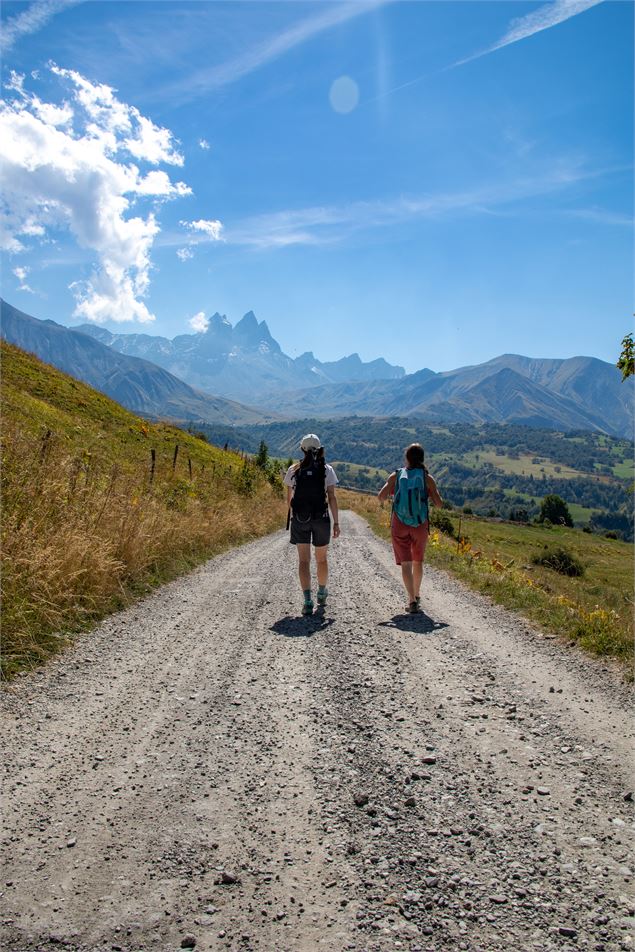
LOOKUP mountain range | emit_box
[1,299,632,437]
[75,311,405,404]
[0,300,275,426]
[273,354,633,437]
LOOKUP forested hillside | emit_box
[199,418,634,538]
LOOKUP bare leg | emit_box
[400,561,415,602]
[315,545,328,587]
[413,561,424,599]
[297,543,311,591]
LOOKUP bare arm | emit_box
[426,473,443,508]
[378,471,397,503]
[328,486,340,538]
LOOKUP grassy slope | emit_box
[1,342,286,677]
[340,490,633,670]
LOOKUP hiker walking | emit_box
[378,442,442,614]
[284,434,340,616]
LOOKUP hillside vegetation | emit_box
[341,490,633,669]
[1,342,286,678]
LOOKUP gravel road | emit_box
[2,511,633,952]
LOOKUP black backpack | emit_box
[292,456,328,520]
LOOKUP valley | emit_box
[198,418,634,539]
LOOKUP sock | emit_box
[318,584,327,596]
[303,589,312,603]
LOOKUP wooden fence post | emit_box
[39,428,52,464]
[172,444,179,473]
[188,456,193,480]
[150,448,156,484]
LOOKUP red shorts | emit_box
[391,515,429,565]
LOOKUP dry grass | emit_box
[339,489,633,671]
[1,422,285,677]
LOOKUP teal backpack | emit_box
[392,467,429,527]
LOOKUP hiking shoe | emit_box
[302,600,314,616]
[317,587,328,607]
[415,595,421,611]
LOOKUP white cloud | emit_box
[188,311,209,332]
[0,0,81,53]
[198,138,211,151]
[454,0,604,67]
[177,246,194,261]
[181,218,224,240]
[13,266,34,292]
[0,67,199,323]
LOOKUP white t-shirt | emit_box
[284,462,338,496]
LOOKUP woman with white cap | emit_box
[283,434,340,616]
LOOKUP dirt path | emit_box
[2,511,633,952]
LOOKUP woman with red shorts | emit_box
[378,443,443,613]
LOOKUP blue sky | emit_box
[1,0,632,373]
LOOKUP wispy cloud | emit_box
[158,1,386,102]
[0,0,82,53]
[567,207,633,227]
[454,0,605,68]
[159,160,617,251]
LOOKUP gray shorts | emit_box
[290,514,331,547]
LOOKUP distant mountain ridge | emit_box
[2,299,632,437]
[268,353,633,438]
[0,300,276,426]
[75,311,406,404]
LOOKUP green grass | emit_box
[613,458,635,480]
[461,449,589,479]
[340,489,633,671]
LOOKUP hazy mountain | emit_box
[0,300,275,426]
[274,355,633,437]
[5,299,630,437]
[75,311,406,402]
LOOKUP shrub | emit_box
[462,506,473,515]
[532,545,584,577]
[604,530,620,540]
[430,510,455,537]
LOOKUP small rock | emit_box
[66,838,76,848]
[216,871,239,885]
[181,935,196,949]
[353,793,369,808]
[536,787,550,796]
[490,895,508,904]
[624,792,633,802]
[579,836,597,848]
[404,796,416,808]
[559,926,577,938]
[421,755,436,765]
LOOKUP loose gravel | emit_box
[1,511,633,952]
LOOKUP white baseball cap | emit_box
[300,433,322,451]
